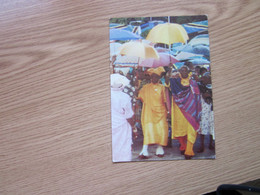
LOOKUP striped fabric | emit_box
[170,78,201,131]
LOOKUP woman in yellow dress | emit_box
[137,67,170,159]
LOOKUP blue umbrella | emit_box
[174,62,185,69]
[182,21,208,34]
[184,45,210,56]
[110,29,142,41]
[188,56,210,65]
[172,44,209,57]
[193,45,210,56]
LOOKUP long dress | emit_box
[170,76,201,156]
[199,97,215,139]
[111,89,134,162]
[171,99,197,155]
[138,83,168,146]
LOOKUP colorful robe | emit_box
[170,76,201,156]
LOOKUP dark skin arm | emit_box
[127,116,135,127]
[127,116,138,139]
[165,102,171,120]
[165,75,170,85]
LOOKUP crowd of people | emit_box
[111,62,215,162]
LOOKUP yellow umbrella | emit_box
[146,23,189,45]
[119,41,159,60]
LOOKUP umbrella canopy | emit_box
[174,62,185,69]
[140,52,179,68]
[119,41,159,60]
[114,55,139,66]
[146,23,189,45]
[192,45,210,56]
[182,20,208,34]
[110,29,142,41]
[188,56,210,65]
[173,44,210,57]
[189,59,210,65]
[110,42,122,56]
[175,51,202,61]
[188,34,209,46]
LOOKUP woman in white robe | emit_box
[111,74,134,162]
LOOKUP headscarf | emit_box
[110,73,130,90]
[147,67,165,76]
[178,65,190,72]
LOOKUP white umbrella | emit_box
[175,52,202,61]
[119,41,159,60]
[110,42,122,56]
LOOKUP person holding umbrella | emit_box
[137,67,170,159]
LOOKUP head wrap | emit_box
[110,73,130,89]
[178,65,190,71]
[147,67,165,76]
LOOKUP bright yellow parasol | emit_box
[146,23,189,45]
[119,41,159,60]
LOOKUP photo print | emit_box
[110,15,215,162]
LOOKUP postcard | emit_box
[110,15,215,162]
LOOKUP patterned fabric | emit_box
[170,77,201,131]
[199,97,215,138]
[123,85,135,102]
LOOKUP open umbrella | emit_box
[140,52,179,68]
[119,41,159,60]
[188,34,209,46]
[173,44,210,57]
[175,52,202,61]
[146,23,189,45]
[110,42,122,56]
[192,45,210,56]
[114,55,139,66]
[189,58,210,65]
[182,20,208,34]
[110,29,142,41]
[187,56,210,65]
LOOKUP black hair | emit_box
[205,96,213,109]
[195,66,201,70]
[200,67,207,75]
[163,66,170,73]
[184,61,193,68]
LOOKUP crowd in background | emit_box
[111,62,215,162]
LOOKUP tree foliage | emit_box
[110,15,207,25]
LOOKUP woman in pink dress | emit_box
[111,74,136,162]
